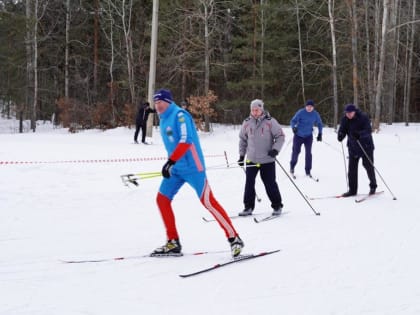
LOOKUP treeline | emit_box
[0,0,419,132]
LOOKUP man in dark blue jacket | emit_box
[337,104,377,197]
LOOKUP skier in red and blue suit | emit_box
[151,89,244,258]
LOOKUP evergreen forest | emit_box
[0,0,419,132]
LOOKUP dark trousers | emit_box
[290,135,313,174]
[244,162,283,210]
[134,124,147,143]
[348,151,377,193]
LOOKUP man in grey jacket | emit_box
[237,99,285,216]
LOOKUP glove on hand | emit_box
[237,156,245,167]
[292,127,298,134]
[337,132,345,142]
[268,149,279,158]
[352,132,360,140]
[317,134,322,142]
[162,159,175,178]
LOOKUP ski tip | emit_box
[261,249,281,255]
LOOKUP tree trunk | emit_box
[122,0,135,105]
[296,0,305,102]
[260,0,265,98]
[403,0,416,125]
[65,0,70,99]
[202,0,212,132]
[328,0,339,129]
[347,0,359,106]
[93,0,100,101]
[146,0,159,137]
[31,0,38,132]
[364,0,374,114]
[25,0,33,133]
[372,0,381,117]
[373,0,390,131]
[383,0,399,124]
[252,0,257,98]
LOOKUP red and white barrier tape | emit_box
[0,154,224,165]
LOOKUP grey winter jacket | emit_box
[239,112,285,164]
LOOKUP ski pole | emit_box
[120,172,162,186]
[274,158,320,216]
[340,141,349,189]
[321,140,341,153]
[356,139,397,200]
[241,161,262,202]
[206,163,261,170]
[224,151,261,202]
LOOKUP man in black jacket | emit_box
[134,102,156,144]
[337,104,377,197]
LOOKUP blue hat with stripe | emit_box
[153,89,173,103]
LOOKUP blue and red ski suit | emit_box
[157,102,238,240]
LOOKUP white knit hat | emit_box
[250,99,264,110]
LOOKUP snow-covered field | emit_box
[1,117,420,315]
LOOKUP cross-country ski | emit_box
[355,190,384,203]
[61,250,229,264]
[179,250,280,278]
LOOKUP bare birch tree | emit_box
[106,0,135,104]
[383,0,399,124]
[403,0,416,125]
[93,0,100,100]
[373,0,390,130]
[328,0,339,128]
[100,0,118,122]
[364,0,374,111]
[346,0,358,106]
[295,0,305,102]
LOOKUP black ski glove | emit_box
[337,132,345,142]
[268,149,279,158]
[162,159,176,178]
[292,127,298,134]
[237,156,245,167]
[317,134,322,142]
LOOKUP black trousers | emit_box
[243,161,283,210]
[134,124,147,143]
[348,151,377,193]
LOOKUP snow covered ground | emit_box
[1,117,420,315]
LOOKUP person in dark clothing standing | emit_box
[337,104,377,197]
[134,102,156,144]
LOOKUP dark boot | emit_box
[342,191,357,197]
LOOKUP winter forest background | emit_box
[0,0,419,132]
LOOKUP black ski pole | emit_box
[340,141,349,189]
[356,140,397,200]
[275,158,320,216]
[224,151,261,202]
[320,140,341,153]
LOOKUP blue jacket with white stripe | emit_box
[158,102,205,174]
